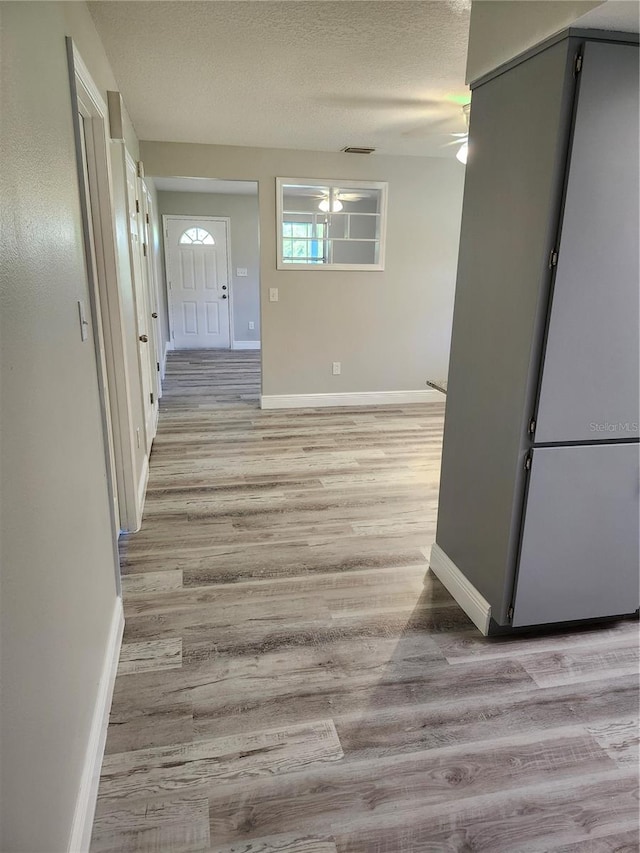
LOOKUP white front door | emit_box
[166,217,231,349]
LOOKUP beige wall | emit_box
[143,142,465,396]
[466,0,604,83]
[0,2,120,849]
[157,190,261,344]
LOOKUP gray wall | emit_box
[157,190,261,344]
[0,2,120,849]
[144,142,465,396]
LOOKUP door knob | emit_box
[151,312,158,318]
[222,285,227,290]
[139,334,148,343]
[221,294,227,299]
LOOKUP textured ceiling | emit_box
[153,177,258,194]
[574,0,640,32]
[89,1,471,158]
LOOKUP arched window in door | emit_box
[179,227,215,245]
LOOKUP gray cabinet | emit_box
[512,443,640,627]
[535,42,640,445]
[434,30,639,631]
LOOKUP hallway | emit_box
[91,350,639,852]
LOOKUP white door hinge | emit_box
[549,248,558,269]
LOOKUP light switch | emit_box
[236,267,248,277]
[269,287,279,302]
[78,300,90,342]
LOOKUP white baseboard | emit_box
[233,340,261,350]
[428,543,492,635]
[261,388,445,410]
[134,454,149,533]
[68,598,124,852]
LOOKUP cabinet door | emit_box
[512,443,639,627]
[535,42,639,445]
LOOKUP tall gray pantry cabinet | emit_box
[431,30,639,634]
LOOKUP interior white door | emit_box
[125,154,157,448]
[166,218,231,349]
[141,182,162,405]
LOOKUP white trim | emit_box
[233,340,261,350]
[68,598,124,853]
[260,388,445,409]
[161,341,172,379]
[68,40,138,559]
[71,43,108,117]
[135,453,149,532]
[162,215,233,349]
[427,543,492,636]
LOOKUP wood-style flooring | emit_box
[91,349,640,853]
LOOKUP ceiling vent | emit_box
[341,146,375,155]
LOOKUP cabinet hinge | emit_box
[528,418,536,436]
[524,453,532,471]
[135,198,140,213]
[575,54,583,75]
[150,392,154,404]
[157,361,160,372]
[507,606,514,621]
[549,249,558,269]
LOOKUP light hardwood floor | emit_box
[91,349,639,853]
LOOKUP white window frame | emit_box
[276,177,388,271]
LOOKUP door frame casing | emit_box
[67,39,142,541]
[162,214,234,349]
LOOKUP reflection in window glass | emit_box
[282,221,325,264]
[277,179,387,270]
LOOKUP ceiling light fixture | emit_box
[319,197,343,213]
[456,141,468,165]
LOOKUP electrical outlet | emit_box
[269,287,279,302]
[332,361,341,375]
[248,321,255,330]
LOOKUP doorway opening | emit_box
[154,179,260,381]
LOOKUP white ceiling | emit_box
[153,177,258,195]
[89,1,472,158]
[574,0,640,31]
